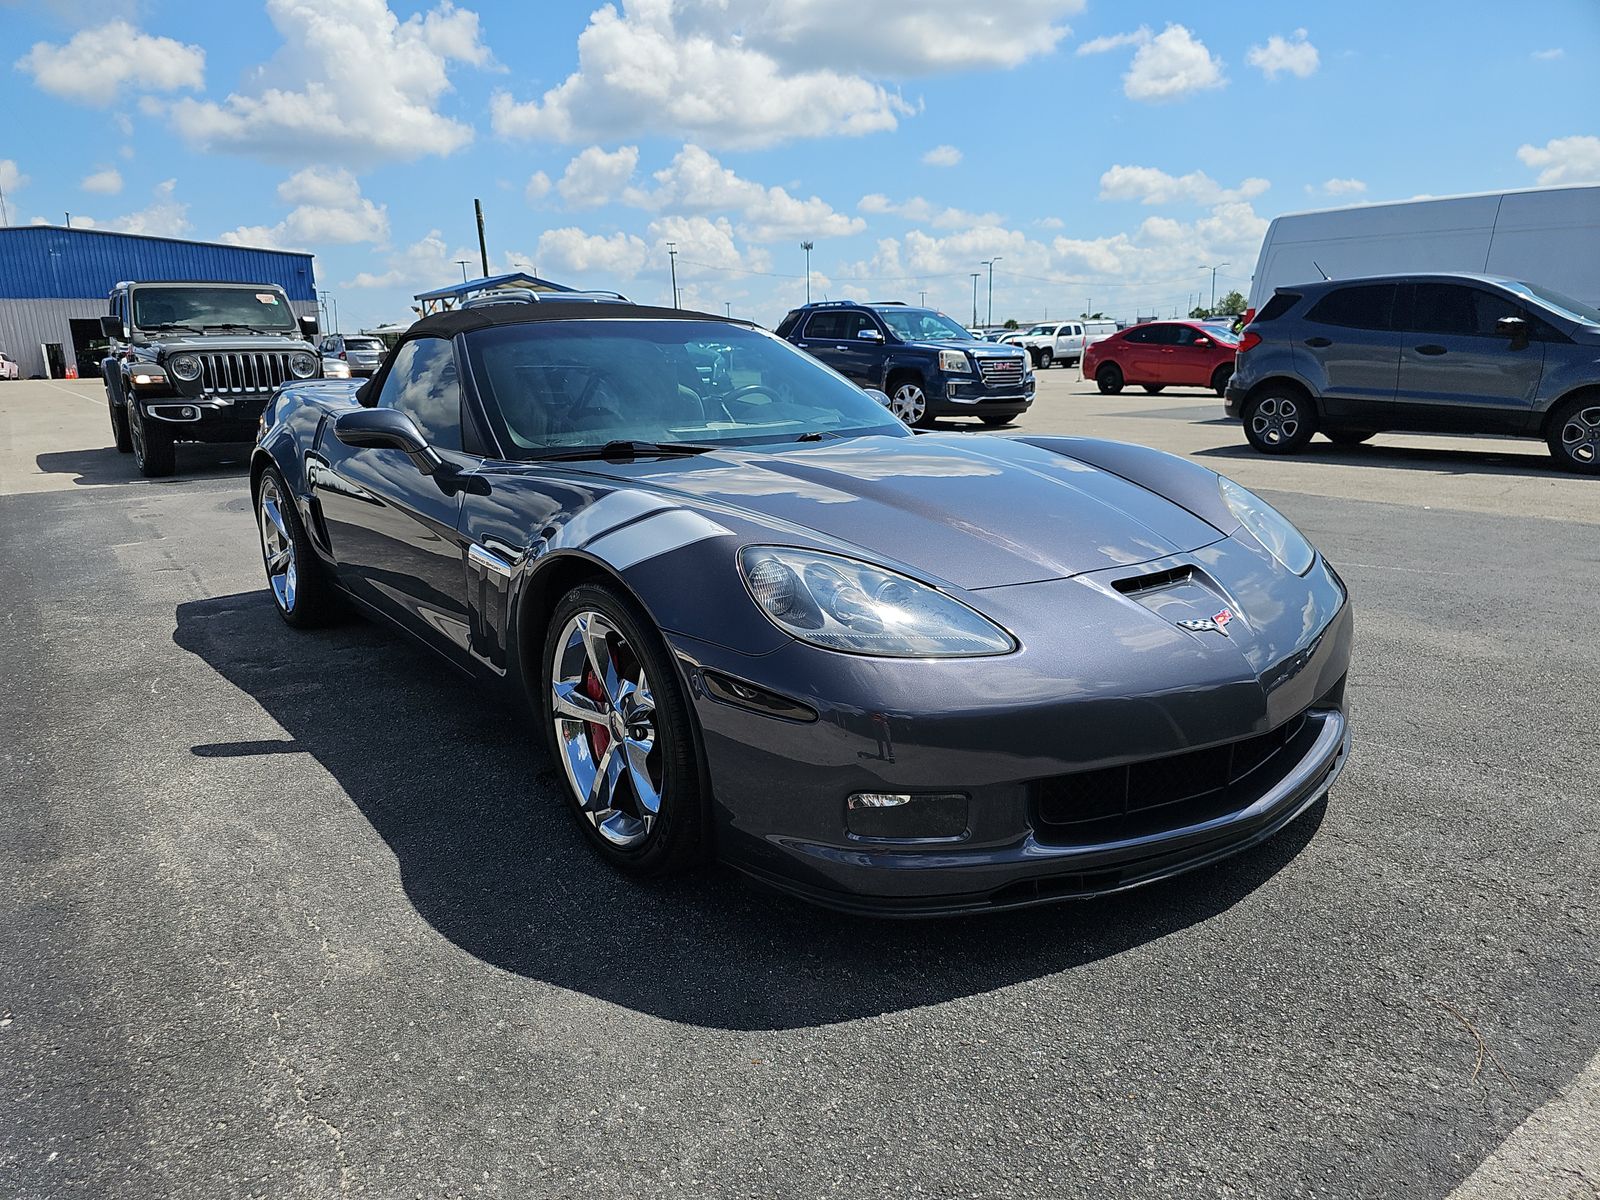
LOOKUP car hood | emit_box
[597,433,1224,589]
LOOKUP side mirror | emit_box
[299,315,320,339]
[334,407,444,475]
[858,328,884,342]
[863,388,892,408]
[1497,316,1529,345]
[99,315,123,339]
[1194,336,1212,347]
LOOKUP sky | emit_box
[1,0,1597,331]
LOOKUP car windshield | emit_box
[131,286,297,331]
[1503,281,1600,326]
[463,320,908,455]
[1204,325,1241,343]
[876,307,972,342]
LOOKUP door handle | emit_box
[1304,337,1332,348]
[835,345,851,351]
[1160,348,1175,354]
[1414,344,1447,356]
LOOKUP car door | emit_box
[1392,282,1547,434]
[792,311,854,378]
[1063,323,1083,361]
[1168,325,1219,386]
[312,335,476,662]
[1141,324,1186,383]
[1297,283,1402,427]
[1113,326,1159,381]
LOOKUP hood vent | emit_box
[1112,564,1194,596]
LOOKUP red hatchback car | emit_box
[1083,320,1238,397]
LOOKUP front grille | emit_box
[1032,711,1317,845]
[976,356,1025,389]
[197,351,297,395]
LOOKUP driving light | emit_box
[938,349,972,373]
[739,546,1013,657]
[130,370,167,387]
[168,353,200,381]
[288,351,318,379]
[1218,476,1315,575]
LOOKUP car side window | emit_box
[377,337,463,451]
[1463,288,1522,338]
[1173,326,1207,346]
[1122,326,1155,344]
[1307,284,1397,331]
[1144,324,1181,345]
[1405,283,1480,337]
[802,312,842,340]
[842,311,879,338]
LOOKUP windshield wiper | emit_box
[532,439,720,462]
[146,322,204,335]
[204,323,278,334]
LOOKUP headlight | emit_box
[288,351,318,379]
[739,546,1013,657]
[1218,477,1315,575]
[938,349,972,373]
[323,359,351,379]
[167,353,200,381]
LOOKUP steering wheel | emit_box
[714,383,781,421]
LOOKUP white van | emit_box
[1246,184,1600,320]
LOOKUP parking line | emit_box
[1447,1048,1600,1198]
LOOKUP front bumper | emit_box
[135,392,270,441]
[1223,380,1248,419]
[671,560,1353,916]
[930,374,1036,418]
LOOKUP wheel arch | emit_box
[1243,374,1320,419]
[1539,384,1600,439]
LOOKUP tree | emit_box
[1002,318,1019,329]
[1079,311,1106,319]
[1216,289,1246,316]
[1189,305,1212,319]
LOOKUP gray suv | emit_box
[1226,273,1600,474]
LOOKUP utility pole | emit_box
[800,241,814,304]
[969,273,980,327]
[724,302,731,317]
[981,257,1002,327]
[474,198,489,277]
[0,179,9,226]
[330,296,339,334]
[918,289,927,306]
[666,242,679,307]
[318,290,330,331]
[1199,262,1229,312]
[456,259,471,283]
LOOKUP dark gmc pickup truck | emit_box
[101,279,323,477]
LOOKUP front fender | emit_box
[1016,435,1240,535]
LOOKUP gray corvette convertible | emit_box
[251,298,1352,915]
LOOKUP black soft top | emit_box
[405,301,753,340]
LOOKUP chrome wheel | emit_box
[551,611,662,849]
[1250,395,1302,446]
[889,382,927,425]
[258,474,297,613]
[1559,404,1600,466]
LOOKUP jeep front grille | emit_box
[977,357,1025,388]
[198,351,297,395]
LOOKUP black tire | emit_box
[1096,364,1124,395]
[1038,349,1053,369]
[541,582,708,878]
[1326,430,1375,447]
[1242,387,1317,455]
[106,386,132,454]
[1142,385,1165,395]
[979,415,1012,427]
[1545,393,1600,475]
[129,404,175,477]
[1211,363,1234,398]
[254,465,340,628]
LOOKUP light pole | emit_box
[666,242,679,308]
[918,290,927,306]
[970,273,980,327]
[800,241,814,304]
[724,302,731,317]
[981,257,1002,327]
[1199,262,1229,313]
[456,259,471,283]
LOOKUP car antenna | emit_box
[1311,260,1332,281]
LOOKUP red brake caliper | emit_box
[584,662,610,761]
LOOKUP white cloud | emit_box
[218,167,388,249]
[168,0,488,165]
[1517,135,1600,186]
[922,144,963,168]
[633,144,863,241]
[556,145,641,209]
[1076,28,1148,56]
[342,228,480,290]
[81,167,123,195]
[1310,177,1367,196]
[1246,29,1319,80]
[858,193,1003,230]
[1036,216,1065,230]
[525,171,552,202]
[1099,165,1268,206]
[1532,48,1564,61]
[535,227,652,278]
[15,21,205,107]
[1123,24,1224,103]
[1051,201,1267,295]
[1,159,30,195]
[75,179,191,238]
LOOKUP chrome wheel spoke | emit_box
[585,744,622,813]
[551,681,608,725]
[578,613,622,704]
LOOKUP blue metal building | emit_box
[0,225,317,378]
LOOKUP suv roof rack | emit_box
[459,287,632,309]
[867,300,908,306]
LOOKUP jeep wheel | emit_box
[1243,389,1316,455]
[1096,364,1124,395]
[886,378,931,427]
[107,391,132,454]
[130,405,175,477]
[1547,394,1600,475]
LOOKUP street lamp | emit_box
[970,273,981,327]
[666,242,679,308]
[1198,262,1230,312]
[800,240,814,304]
[981,257,1003,327]
[456,259,471,283]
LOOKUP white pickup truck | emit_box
[1004,319,1119,368]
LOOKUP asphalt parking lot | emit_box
[2,373,1596,1199]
